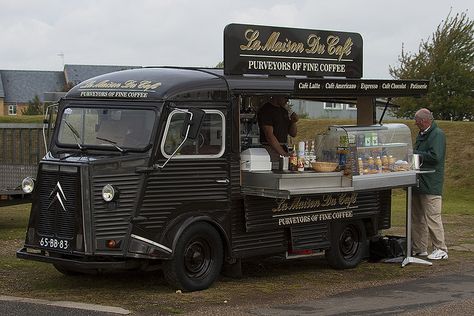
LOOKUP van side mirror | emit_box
[181,108,205,140]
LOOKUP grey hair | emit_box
[415,108,433,121]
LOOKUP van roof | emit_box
[66,66,427,103]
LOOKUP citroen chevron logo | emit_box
[49,181,68,212]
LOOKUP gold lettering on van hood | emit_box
[79,80,161,92]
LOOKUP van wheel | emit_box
[163,222,223,292]
[325,221,366,269]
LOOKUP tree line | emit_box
[390,11,473,121]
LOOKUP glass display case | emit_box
[241,123,417,198]
[316,124,414,176]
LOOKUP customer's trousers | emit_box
[411,193,448,253]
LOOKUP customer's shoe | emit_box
[427,249,448,260]
[412,251,428,257]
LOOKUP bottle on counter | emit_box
[289,145,298,171]
[367,156,375,172]
[358,157,364,175]
[382,155,389,169]
[375,156,383,173]
[297,155,305,172]
[388,155,396,171]
[337,146,348,168]
[297,141,306,172]
[304,141,311,169]
[309,140,316,163]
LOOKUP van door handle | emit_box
[216,179,229,184]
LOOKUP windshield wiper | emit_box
[96,136,125,153]
[64,120,84,150]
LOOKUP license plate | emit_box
[39,237,70,250]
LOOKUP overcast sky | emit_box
[0,0,471,78]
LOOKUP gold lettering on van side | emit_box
[272,193,358,213]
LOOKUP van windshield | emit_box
[57,107,155,150]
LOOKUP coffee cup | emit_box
[413,154,423,170]
[279,155,289,171]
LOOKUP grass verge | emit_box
[1,197,473,315]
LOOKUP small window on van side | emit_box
[161,109,225,158]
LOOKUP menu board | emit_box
[294,79,429,97]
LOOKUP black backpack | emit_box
[369,235,406,261]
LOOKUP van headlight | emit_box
[22,177,35,193]
[102,184,116,202]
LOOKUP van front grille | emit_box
[37,165,81,240]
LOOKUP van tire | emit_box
[163,222,223,292]
[325,221,366,269]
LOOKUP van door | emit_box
[133,105,230,291]
[133,105,230,254]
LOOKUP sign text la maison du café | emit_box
[224,24,363,78]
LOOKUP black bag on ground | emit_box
[369,235,406,261]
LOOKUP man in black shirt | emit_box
[258,96,298,162]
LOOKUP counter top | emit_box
[241,170,352,198]
[241,169,419,199]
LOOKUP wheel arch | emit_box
[325,219,367,269]
[165,215,231,260]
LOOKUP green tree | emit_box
[390,11,474,121]
[21,95,45,115]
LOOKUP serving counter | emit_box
[241,169,417,199]
[241,123,418,199]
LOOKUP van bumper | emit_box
[16,247,142,270]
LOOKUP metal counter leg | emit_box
[402,186,432,267]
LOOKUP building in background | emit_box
[0,70,64,116]
[0,64,138,116]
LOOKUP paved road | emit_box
[0,296,130,316]
[249,268,474,316]
[2,269,474,315]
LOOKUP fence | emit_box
[0,123,45,195]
